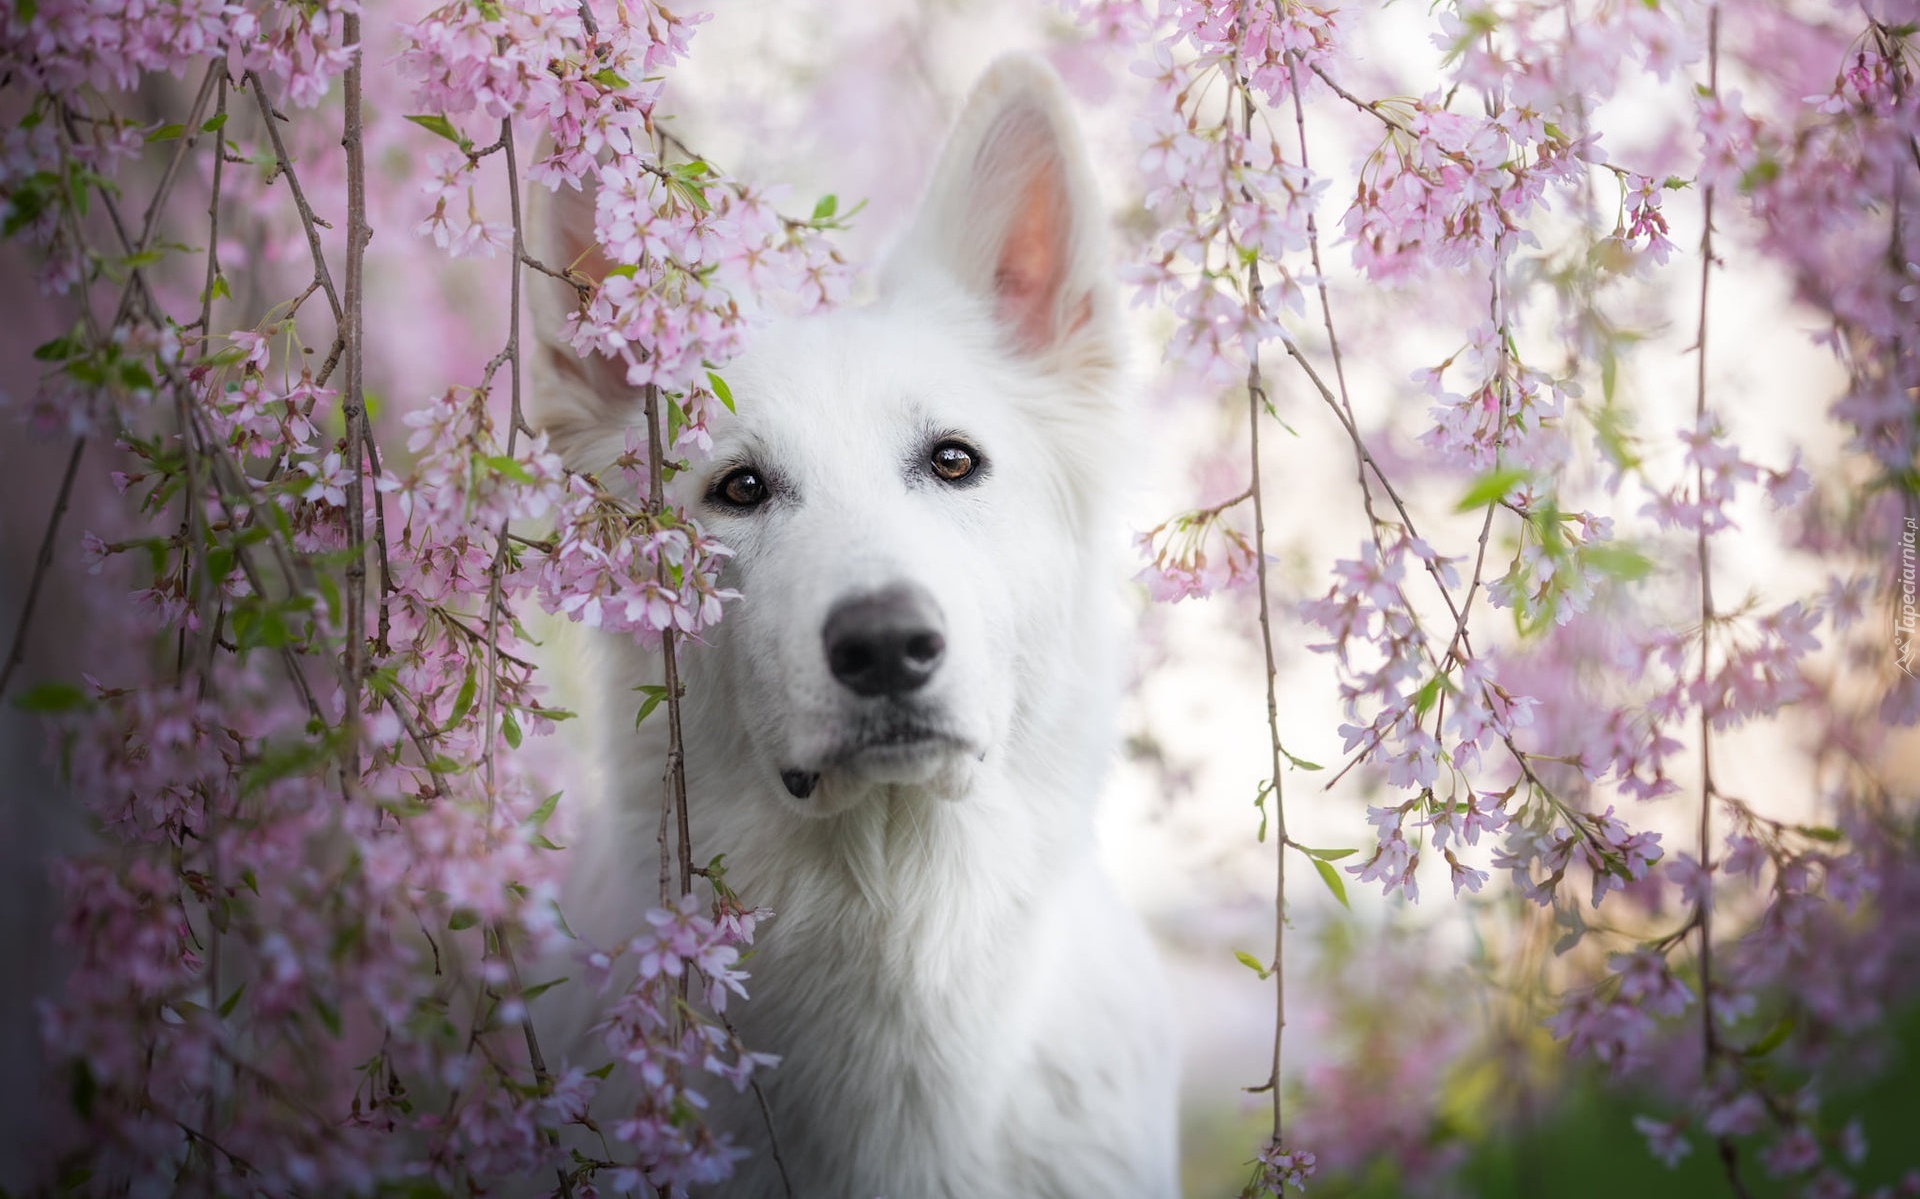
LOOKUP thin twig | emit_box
[1234,18,1290,1154]
[187,72,229,678]
[473,115,576,1199]
[1692,10,1750,1198]
[384,690,452,800]
[0,437,86,697]
[341,12,371,741]
[481,113,527,816]
[718,1009,795,1199]
[244,70,344,326]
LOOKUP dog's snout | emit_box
[824,584,946,697]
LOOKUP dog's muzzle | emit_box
[822,583,946,697]
[777,583,962,802]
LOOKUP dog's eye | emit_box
[929,441,979,484]
[713,467,769,509]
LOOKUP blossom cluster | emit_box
[1,0,832,1194]
[1106,0,1920,1193]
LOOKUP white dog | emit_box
[529,54,1178,1198]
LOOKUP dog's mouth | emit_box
[853,722,947,751]
[780,712,978,799]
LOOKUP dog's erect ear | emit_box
[527,173,636,472]
[881,55,1119,384]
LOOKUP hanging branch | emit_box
[1229,14,1294,1174]
[0,437,86,697]
[471,112,576,1199]
[1692,8,1750,1197]
[640,378,695,902]
[479,109,528,815]
[340,11,371,736]
[3,65,226,697]
[181,71,230,683]
[245,71,344,328]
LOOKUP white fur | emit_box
[530,55,1178,1198]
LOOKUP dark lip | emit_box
[828,721,971,763]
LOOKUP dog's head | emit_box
[531,56,1125,816]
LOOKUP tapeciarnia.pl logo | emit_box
[1900,516,1917,679]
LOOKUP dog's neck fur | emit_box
[555,626,1117,1193]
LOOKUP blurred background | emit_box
[4,1,1917,1195]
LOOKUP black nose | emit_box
[823,584,946,697]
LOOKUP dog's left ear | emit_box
[882,55,1120,388]
[526,167,642,473]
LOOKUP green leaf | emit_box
[313,996,343,1038]
[145,123,185,143]
[218,982,247,1018]
[314,572,342,628]
[1312,858,1351,909]
[526,790,561,828]
[1282,747,1323,771]
[241,738,331,793]
[200,112,229,134]
[1796,824,1844,843]
[479,454,534,484]
[70,1060,96,1119]
[501,707,522,750]
[666,177,710,212]
[706,370,735,413]
[633,683,667,728]
[1582,543,1655,582]
[364,664,400,698]
[231,601,292,651]
[1293,845,1358,861]
[117,360,155,390]
[447,909,479,931]
[1233,950,1273,980]
[405,114,467,148]
[31,333,84,362]
[519,977,569,1002]
[12,681,91,713]
[1739,158,1781,192]
[1745,1014,1795,1057]
[590,68,629,89]
[1412,673,1446,716]
[810,193,838,222]
[448,667,478,728]
[1455,466,1530,512]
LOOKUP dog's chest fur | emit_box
[561,707,1177,1198]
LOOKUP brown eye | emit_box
[930,441,978,483]
[714,467,768,509]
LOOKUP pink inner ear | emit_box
[559,194,614,286]
[993,159,1070,354]
[539,181,621,391]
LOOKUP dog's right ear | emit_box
[527,174,638,472]
[880,55,1121,395]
